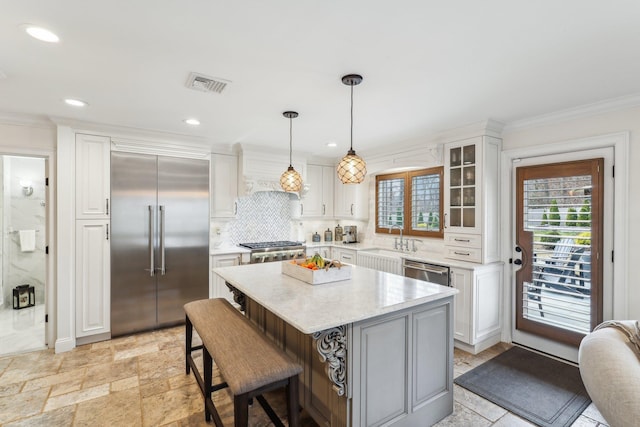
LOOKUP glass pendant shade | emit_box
[337,149,367,184]
[338,74,367,184]
[280,166,303,192]
[280,111,303,192]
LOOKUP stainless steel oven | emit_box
[239,241,306,263]
[403,260,450,287]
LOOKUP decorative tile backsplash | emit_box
[227,192,293,244]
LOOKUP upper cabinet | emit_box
[444,136,501,263]
[334,176,369,220]
[301,164,334,218]
[211,153,238,218]
[76,134,111,219]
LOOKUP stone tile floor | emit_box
[0,326,609,426]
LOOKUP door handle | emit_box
[147,205,155,277]
[159,205,166,275]
[513,245,526,269]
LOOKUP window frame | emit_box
[375,166,444,239]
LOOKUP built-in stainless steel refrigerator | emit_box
[110,152,209,337]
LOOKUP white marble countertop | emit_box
[213,262,458,334]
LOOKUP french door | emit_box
[512,149,613,361]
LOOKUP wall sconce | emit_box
[20,180,33,196]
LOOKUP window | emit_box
[375,167,444,238]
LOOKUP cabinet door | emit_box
[301,164,324,217]
[76,134,110,219]
[333,248,357,265]
[211,154,238,218]
[444,139,481,234]
[211,254,240,302]
[76,220,110,337]
[450,267,472,344]
[334,177,369,220]
[321,165,334,217]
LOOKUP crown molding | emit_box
[0,111,55,129]
[503,93,640,133]
[49,116,212,149]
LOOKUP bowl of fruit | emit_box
[281,253,352,284]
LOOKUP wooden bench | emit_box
[184,298,302,426]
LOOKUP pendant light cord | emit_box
[289,116,293,167]
[350,84,354,152]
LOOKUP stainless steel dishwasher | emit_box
[403,259,450,286]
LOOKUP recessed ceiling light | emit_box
[184,118,200,126]
[326,142,337,148]
[23,25,60,43]
[64,98,88,107]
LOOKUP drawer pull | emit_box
[454,238,470,243]
[454,251,470,256]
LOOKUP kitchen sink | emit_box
[359,248,405,258]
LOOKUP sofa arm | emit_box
[578,327,640,427]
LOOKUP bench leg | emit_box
[234,392,250,427]
[287,375,300,427]
[203,347,213,422]
[185,315,193,374]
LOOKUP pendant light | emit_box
[280,111,303,192]
[337,74,367,184]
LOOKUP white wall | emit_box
[502,106,640,320]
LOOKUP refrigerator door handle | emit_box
[146,205,155,277]
[159,205,166,275]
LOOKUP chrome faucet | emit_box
[389,225,406,251]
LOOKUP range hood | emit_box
[236,144,307,196]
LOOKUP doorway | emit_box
[509,146,615,362]
[0,155,47,356]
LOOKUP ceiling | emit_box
[1,1,640,157]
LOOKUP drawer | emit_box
[444,245,482,263]
[445,233,481,249]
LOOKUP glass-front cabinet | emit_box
[446,140,479,233]
[444,135,501,264]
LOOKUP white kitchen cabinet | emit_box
[331,246,357,265]
[444,136,501,263]
[210,253,241,302]
[334,176,369,220]
[301,164,334,218]
[76,134,111,219]
[75,220,110,338]
[450,263,503,354]
[211,153,238,218]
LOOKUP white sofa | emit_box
[578,321,640,427]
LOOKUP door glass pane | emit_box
[463,166,475,186]
[463,188,475,206]
[463,145,475,164]
[450,208,461,227]
[450,147,461,167]
[450,168,461,187]
[522,174,592,335]
[463,208,475,227]
[450,188,461,206]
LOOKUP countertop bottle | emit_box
[324,228,333,242]
[312,232,321,242]
[334,224,343,242]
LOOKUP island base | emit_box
[243,295,455,427]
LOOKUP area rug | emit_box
[454,346,591,427]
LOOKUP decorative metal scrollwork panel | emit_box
[313,325,347,396]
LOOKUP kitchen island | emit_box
[213,262,458,427]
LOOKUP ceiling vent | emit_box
[185,72,230,94]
